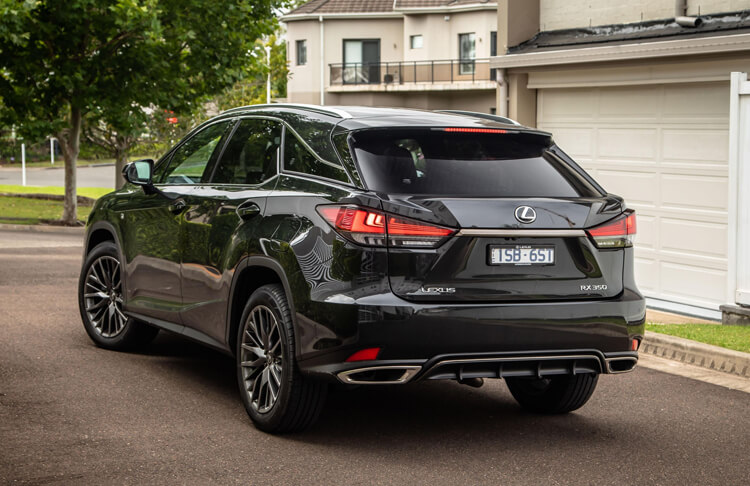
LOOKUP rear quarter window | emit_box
[284,132,350,184]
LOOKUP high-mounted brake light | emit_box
[317,205,455,248]
[586,211,637,248]
[442,127,507,134]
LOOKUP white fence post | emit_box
[21,143,26,186]
[50,138,55,165]
[728,72,750,306]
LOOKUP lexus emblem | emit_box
[515,206,537,224]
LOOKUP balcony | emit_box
[328,58,495,92]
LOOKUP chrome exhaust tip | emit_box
[605,356,638,374]
[337,365,422,385]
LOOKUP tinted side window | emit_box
[160,121,231,184]
[210,119,281,185]
[284,133,349,183]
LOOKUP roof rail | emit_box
[221,103,352,119]
[436,110,522,126]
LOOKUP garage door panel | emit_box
[661,174,728,212]
[598,128,658,159]
[662,129,729,164]
[662,83,730,119]
[634,257,658,293]
[547,127,593,157]
[538,82,729,312]
[660,218,727,258]
[660,262,726,306]
[598,86,660,119]
[634,214,656,249]
[539,89,596,120]
[595,170,657,206]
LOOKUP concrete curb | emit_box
[642,331,750,379]
[0,223,85,234]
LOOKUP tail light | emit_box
[586,210,636,248]
[317,205,455,248]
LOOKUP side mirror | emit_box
[123,159,154,187]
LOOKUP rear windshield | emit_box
[349,129,601,197]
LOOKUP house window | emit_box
[410,35,423,49]
[343,39,380,84]
[296,40,307,66]
[459,33,476,75]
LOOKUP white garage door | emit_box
[537,82,730,317]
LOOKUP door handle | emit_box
[168,199,187,215]
[237,202,261,220]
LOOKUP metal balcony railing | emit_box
[329,58,494,86]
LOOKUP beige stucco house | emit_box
[492,0,750,320]
[282,0,499,112]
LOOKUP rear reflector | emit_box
[586,211,636,248]
[442,127,507,134]
[631,338,640,351]
[317,205,455,248]
[345,347,381,362]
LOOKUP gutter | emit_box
[490,32,750,69]
[281,12,403,22]
[281,2,497,22]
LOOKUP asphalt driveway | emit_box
[1,228,748,485]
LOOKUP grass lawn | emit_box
[0,185,112,199]
[0,195,93,225]
[646,323,750,354]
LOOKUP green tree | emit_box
[0,0,279,224]
[215,33,290,111]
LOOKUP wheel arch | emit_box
[83,220,129,299]
[226,256,300,357]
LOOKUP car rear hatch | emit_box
[342,127,633,303]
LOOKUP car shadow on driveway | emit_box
[111,330,642,448]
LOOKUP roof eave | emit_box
[490,32,750,69]
[281,12,404,22]
[395,3,498,15]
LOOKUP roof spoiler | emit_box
[435,110,523,126]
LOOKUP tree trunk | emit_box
[59,106,82,226]
[114,147,127,189]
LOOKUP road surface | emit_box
[0,165,115,189]
[0,228,748,485]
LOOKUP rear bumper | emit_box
[298,288,646,382]
[334,350,639,385]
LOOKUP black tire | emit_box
[236,284,326,433]
[78,241,159,350]
[505,373,599,414]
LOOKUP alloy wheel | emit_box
[83,255,127,338]
[240,305,284,413]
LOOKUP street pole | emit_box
[50,138,55,165]
[265,45,272,104]
[21,143,26,186]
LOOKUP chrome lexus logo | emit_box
[514,206,537,224]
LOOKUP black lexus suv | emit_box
[78,104,645,433]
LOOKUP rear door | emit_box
[348,127,627,303]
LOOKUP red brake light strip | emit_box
[443,127,507,134]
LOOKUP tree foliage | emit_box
[215,33,290,112]
[0,0,281,223]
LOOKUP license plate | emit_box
[489,245,555,265]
